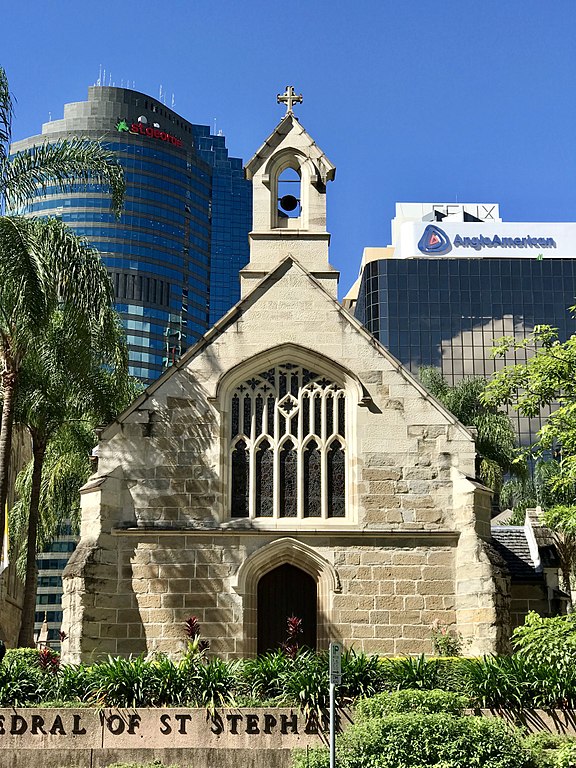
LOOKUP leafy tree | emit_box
[0,64,124,546]
[483,321,576,608]
[483,322,576,491]
[9,305,138,646]
[419,367,526,496]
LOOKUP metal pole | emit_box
[329,681,336,768]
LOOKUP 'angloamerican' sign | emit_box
[399,221,576,259]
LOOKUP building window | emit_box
[229,363,346,519]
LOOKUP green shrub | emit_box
[512,612,576,673]
[355,689,468,720]
[336,712,530,768]
[556,742,576,768]
[292,746,329,768]
[0,655,58,705]
[433,657,474,692]
[523,732,567,768]
[100,763,181,768]
[3,647,45,666]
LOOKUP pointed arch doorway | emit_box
[257,564,317,655]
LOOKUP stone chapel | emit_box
[62,90,510,663]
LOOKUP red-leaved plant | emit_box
[37,646,60,674]
[184,615,210,658]
[282,615,303,659]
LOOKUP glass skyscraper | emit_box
[11,86,251,381]
[348,204,576,446]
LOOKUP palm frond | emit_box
[3,137,125,214]
[0,66,15,170]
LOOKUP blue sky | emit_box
[4,0,576,295]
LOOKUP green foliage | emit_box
[433,657,473,693]
[85,655,165,708]
[339,649,388,702]
[430,624,466,657]
[380,654,439,690]
[4,647,44,665]
[191,657,238,713]
[292,746,330,768]
[336,712,530,768]
[512,612,576,672]
[524,732,566,768]
[420,367,525,493]
[240,650,294,702]
[555,742,576,768]
[279,650,329,719]
[0,655,58,705]
[99,763,180,768]
[355,689,468,720]
[483,323,576,489]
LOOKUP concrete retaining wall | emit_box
[3,706,576,768]
[0,707,326,768]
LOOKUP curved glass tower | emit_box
[11,86,251,381]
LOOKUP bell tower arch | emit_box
[241,86,338,297]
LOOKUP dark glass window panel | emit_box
[267,395,275,436]
[290,413,298,437]
[279,372,287,398]
[338,396,345,437]
[327,442,345,518]
[243,395,252,437]
[278,412,286,437]
[302,395,310,437]
[290,373,299,396]
[314,397,322,437]
[255,441,273,517]
[231,395,239,438]
[280,442,297,517]
[303,441,321,517]
[325,396,334,438]
[255,395,264,437]
[231,441,249,518]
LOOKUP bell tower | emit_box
[241,86,339,297]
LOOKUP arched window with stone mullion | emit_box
[229,363,347,520]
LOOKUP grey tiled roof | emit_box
[490,527,543,582]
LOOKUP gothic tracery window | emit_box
[230,364,347,519]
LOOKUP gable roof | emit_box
[491,526,543,582]
[245,114,336,183]
[102,255,476,442]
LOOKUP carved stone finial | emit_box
[277,85,303,116]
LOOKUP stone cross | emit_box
[277,86,303,115]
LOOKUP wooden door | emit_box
[257,564,317,655]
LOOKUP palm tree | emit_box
[0,65,124,543]
[0,67,124,214]
[11,303,136,646]
[419,367,526,497]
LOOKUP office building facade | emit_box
[348,204,576,446]
[11,86,251,381]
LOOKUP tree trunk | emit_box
[0,358,18,551]
[18,435,46,648]
[562,568,574,614]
